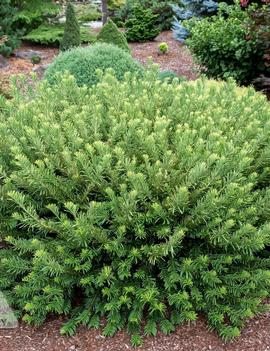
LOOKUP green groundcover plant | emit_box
[22,24,96,47]
[45,43,143,87]
[0,71,270,346]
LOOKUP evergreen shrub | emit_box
[0,71,270,345]
[45,43,143,87]
[23,24,96,47]
[12,0,60,33]
[97,19,130,53]
[60,1,81,51]
[114,0,175,31]
[124,4,161,42]
[0,0,20,57]
[157,70,180,82]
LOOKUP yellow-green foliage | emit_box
[97,19,130,53]
[0,71,270,346]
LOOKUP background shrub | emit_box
[114,0,175,31]
[0,0,20,57]
[97,19,130,53]
[124,3,161,42]
[0,71,270,345]
[60,1,80,51]
[12,0,60,34]
[44,43,143,87]
[185,4,263,84]
[22,24,96,47]
[75,3,102,22]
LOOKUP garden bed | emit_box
[1,311,270,351]
[1,31,198,80]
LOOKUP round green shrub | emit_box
[0,72,270,346]
[158,42,168,54]
[45,43,143,87]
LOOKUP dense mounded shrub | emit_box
[114,0,175,31]
[124,4,161,42]
[185,4,265,84]
[60,1,80,51]
[45,43,143,87]
[97,19,130,53]
[1,70,270,346]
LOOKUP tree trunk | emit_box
[101,0,108,25]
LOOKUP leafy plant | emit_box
[45,43,143,87]
[124,3,161,42]
[60,1,80,51]
[0,71,270,344]
[0,0,20,57]
[185,4,262,84]
[158,42,169,54]
[23,24,96,46]
[97,19,130,53]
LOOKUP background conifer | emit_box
[60,1,80,51]
[97,19,130,53]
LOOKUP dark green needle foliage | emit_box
[0,70,270,346]
[0,0,20,57]
[97,19,130,53]
[60,1,80,51]
[124,4,161,42]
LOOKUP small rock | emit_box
[82,20,102,29]
[67,346,77,351]
[32,64,50,76]
[15,49,46,60]
[0,54,9,69]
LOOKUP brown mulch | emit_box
[1,31,198,81]
[1,311,270,351]
[130,31,199,80]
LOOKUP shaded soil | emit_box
[1,31,198,81]
[1,311,270,351]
